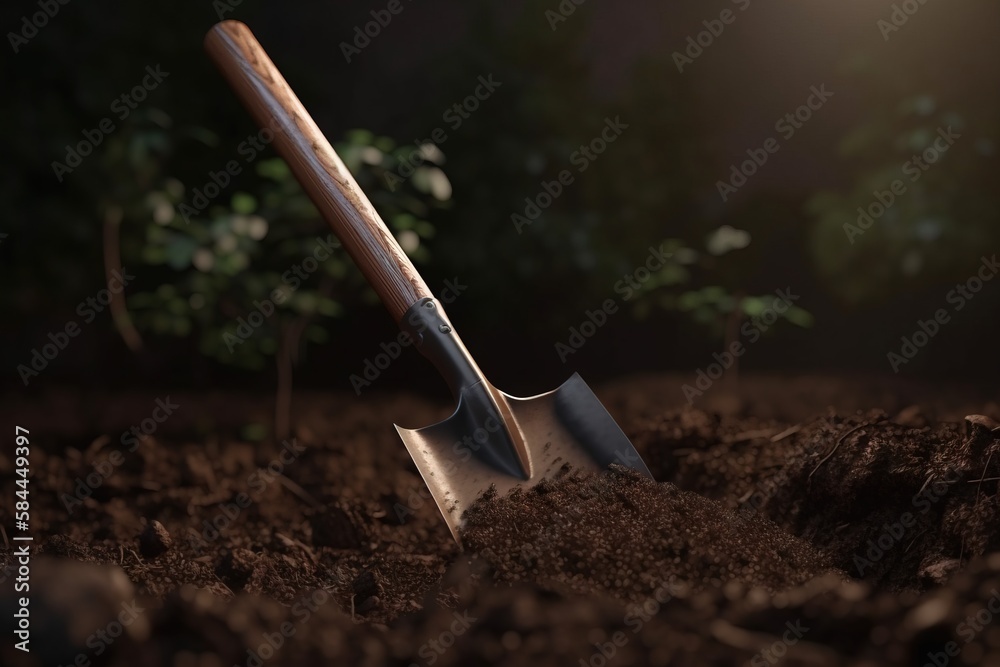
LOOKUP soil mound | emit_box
[461,466,841,600]
[632,408,1000,590]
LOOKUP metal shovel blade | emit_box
[396,373,652,542]
[202,21,651,544]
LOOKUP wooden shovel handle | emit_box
[204,20,433,325]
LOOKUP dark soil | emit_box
[462,467,841,597]
[2,375,1000,666]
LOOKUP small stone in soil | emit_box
[138,520,172,558]
[310,505,364,549]
[352,570,384,613]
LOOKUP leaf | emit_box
[231,192,257,214]
[165,235,199,270]
[412,166,452,201]
[706,226,751,256]
[141,246,168,265]
[257,158,291,181]
[699,286,728,303]
[214,251,248,275]
[652,264,689,287]
[344,129,374,145]
[692,306,717,325]
[415,221,436,238]
[373,136,396,153]
[392,213,417,230]
[784,306,814,328]
[241,423,268,442]
[740,297,768,317]
[678,291,702,310]
[316,298,342,317]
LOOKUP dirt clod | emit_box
[310,504,364,549]
[138,519,172,558]
[215,548,259,592]
[352,569,380,597]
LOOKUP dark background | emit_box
[2,0,998,401]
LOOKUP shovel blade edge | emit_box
[395,373,651,542]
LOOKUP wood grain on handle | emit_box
[205,20,433,325]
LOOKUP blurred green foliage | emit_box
[806,46,999,306]
[626,233,813,336]
[397,1,810,338]
[122,128,450,369]
[0,2,455,372]
[56,2,1000,379]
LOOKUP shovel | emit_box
[205,20,653,541]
